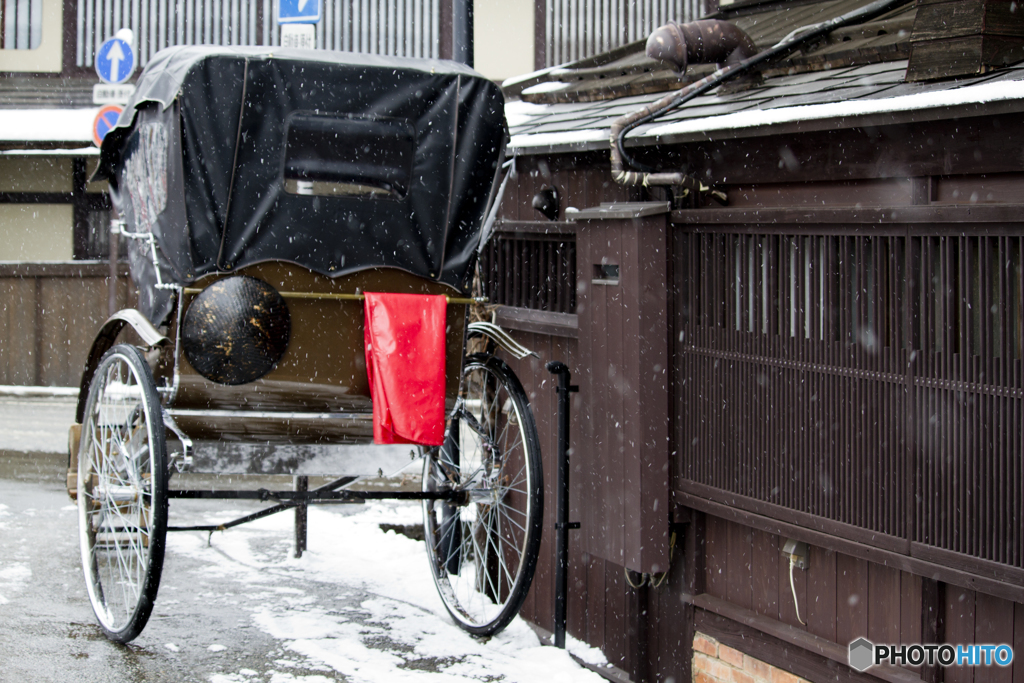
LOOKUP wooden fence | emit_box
[482,208,1024,596]
[0,262,131,387]
[672,228,1024,583]
[539,0,710,67]
[74,0,442,69]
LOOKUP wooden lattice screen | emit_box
[674,229,1024,573]
[479,230,577,314]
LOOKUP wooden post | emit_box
[682,511,706,683]
[570,201,672,574]
[627,572,650,683]
[921,578,944,683]
[72,158,89,259]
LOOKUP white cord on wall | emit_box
[789,555,806,626]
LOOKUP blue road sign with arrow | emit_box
[277,0,320,23]
[95,37,135,84]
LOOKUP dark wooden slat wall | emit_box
[506,331,666,676]
[0,263,132,387]
[493,156,670,574]
[673,227,1024,584]
[499,159,680,675]
[494,155,1024,679]
[705,515,1024,681]
[497,157,589,643]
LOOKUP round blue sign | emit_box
[95,38,135,84]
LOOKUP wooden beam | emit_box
[0,262,127,277]
[907,0,1024,81]
[438,0,453,61]
[0,192,75,204]
[494,306,578,339]
[681,513,706,683]
[72,158,88,260]
[626,575,649,683]
[690,596,925,683]
[494,220,577,235]
[672,203,1024,228]
[533,0,546,72]
[679,479,912,555]
[674,495,1024,604]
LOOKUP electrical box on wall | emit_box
[782,538,809,570]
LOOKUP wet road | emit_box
[0,397,341,682]
[0,395,604,683]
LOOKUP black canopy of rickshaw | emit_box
[95,46,506,326]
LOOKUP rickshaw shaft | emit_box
[182,288,484,305]
[167,489,467,503]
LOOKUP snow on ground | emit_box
[0,560,31,605]
[0,396,77,453]
[168,500,607,683]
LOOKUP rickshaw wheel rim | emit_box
[422,353,544,637]
[78,344,169,643]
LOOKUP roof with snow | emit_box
[504,0,1024,155]
[0,108,101,146]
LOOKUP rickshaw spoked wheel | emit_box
[77,343,169,643]
[422,353,543,637]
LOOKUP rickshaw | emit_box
[68,46,542,644]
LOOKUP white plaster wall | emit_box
[0,157,74,260]
[0,157,72,193]
[0,205,74,260]
[474,0,535,83]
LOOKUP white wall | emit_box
[0,205,73,260]
[0,0,63,72]
[474,0,535,83]
[0,157,73,261]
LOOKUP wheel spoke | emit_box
[422,355,542,636]
[495,504,528,534]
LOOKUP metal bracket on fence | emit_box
[546,360,579,649]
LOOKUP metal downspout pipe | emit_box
[610,0,915,188]
[452,0,473,66]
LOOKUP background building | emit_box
[0,0,708,386]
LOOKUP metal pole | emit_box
[108,219,119,317]
[546,360,579,648]
[294,475,308,558]
[452,0,473,66]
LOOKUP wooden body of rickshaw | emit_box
[68,46,543,644]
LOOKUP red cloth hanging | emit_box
[363,292,447,446]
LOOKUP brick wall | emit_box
[693,633,809,683]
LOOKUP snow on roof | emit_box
[506,61,1024,154]
[646,77,1024,140]
[504,99,558,128]
[509,128,608,150]
[520,80,573,96]
[0,147,98,156]
[0,108,100,144]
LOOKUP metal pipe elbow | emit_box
[646,19,758,73]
